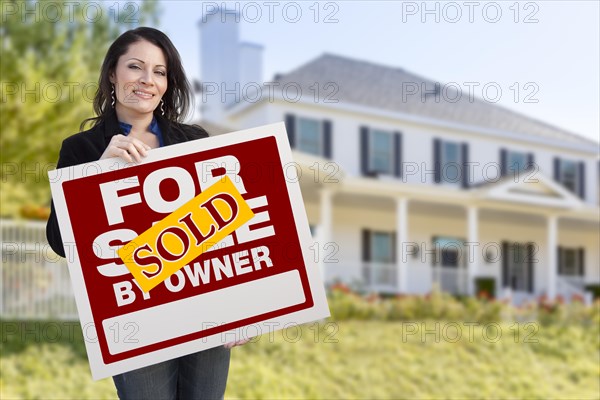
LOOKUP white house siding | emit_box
[226,102,269,134]
[250,101,598,203]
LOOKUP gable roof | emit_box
[270,53,598,149]
[474,169,585,209]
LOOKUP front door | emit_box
[502,242,534,293]
[432,236,467,294]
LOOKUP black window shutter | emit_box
[500,148,507,176]
[431,236,438,266]
[361,229,371,262]
[527,243,534,293]
[323,120,332,159]
[394,131,402,178]
[502,241,509,288]
[578,247,585,276]
[461,142,469,188]
[433,138,441,183]
[391,232,397,263]
[553,157,561,181]
[360,126,369,176]
[527,153,535,170]
[578,161,586,199]
[285,114,296,148]
[557,246,563,275]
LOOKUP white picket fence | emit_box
[0,219,78,320]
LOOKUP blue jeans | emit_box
[112,346,231,400]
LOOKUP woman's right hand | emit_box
[100,134,151,163]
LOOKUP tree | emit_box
[0,0,159,217]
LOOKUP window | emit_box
[559,159,578,194]
[501,149,533,177]
[297,117,322,156]
[360,127,401,177]
[370,129,394,175]
[555,157,585,198]
[506,151,528,173]
[286,114,332,158]
[441,140,462,184]
[559,248,584,276]
[434,139,469,187]
[371,232,394,263]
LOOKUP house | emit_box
[197,10,600,302]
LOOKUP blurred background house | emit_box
[196,7,599,304]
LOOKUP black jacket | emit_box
[45,108,209,257]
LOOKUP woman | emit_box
[45,27,246,400]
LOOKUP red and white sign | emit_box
[48,122,330,380]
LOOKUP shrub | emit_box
[584,284,600,300]
[326,285,597,326]
[475,277,496,298]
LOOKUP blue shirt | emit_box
[118,116,164,147]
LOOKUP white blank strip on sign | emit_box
[102,270,305,355]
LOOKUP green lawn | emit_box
[1,319,599,399]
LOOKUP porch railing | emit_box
[557,276,593,304]
[558,275,585,290]
[432,266,468,295]
[362,262,398,293]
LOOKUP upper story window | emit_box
[441,141,461,183]
[507,151,527,172]
[434,139,468,186]
[360,126,402,178]
[500,149,534,178]
[284,114,332,158]
[559,159,578,193]
[554,158,585,199]
[297,117,322,156]
[370,129,394,175]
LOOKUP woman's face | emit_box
[109,39,168,119]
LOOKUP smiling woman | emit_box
[45,26,247,400]
[110,41,168,127]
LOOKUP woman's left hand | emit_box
[224,338,251,349]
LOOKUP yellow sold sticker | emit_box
[118,176,254,293]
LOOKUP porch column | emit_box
[396,198,408,293]
[319,188,333,282]
[467,206,478,296]
[547,215,558,300]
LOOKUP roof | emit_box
[271,53,598,149]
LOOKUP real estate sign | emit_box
[48,122,330,380]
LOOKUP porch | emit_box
[300,165,599,303]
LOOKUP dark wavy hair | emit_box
[80,27,193,130]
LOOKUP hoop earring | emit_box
[111,84,115,108]
[160,99,165,116]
